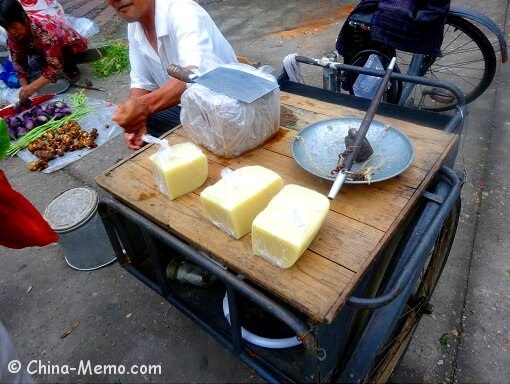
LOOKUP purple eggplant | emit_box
[45,106,55,115]
[16,126,28,136]
[11,116,22,127]
[36,109,50,118]
[35,115,49,125]
[54,112,65,120]
[8,125,17,140]
[24,117,36,131]
[60,107,73,115]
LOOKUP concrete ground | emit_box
[1,0,509,383]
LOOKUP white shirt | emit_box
[128,0,238,91]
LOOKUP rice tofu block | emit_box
[252,184,330,269]
[149,141,208,200]
[200,166,284,239]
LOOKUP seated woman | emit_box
[0,0,88,102]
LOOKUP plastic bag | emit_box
[0,0,98,46]
[65,15,99,38]
[141,134,208,199]
[180,63,280,158]
[0,80,21,106]
[142,134,174,197]
[0,60,20,89]
[21,0,66,21]
[353,54,384,100]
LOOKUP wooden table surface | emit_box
[96,92,458,324]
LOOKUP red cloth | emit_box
[0,170,58,249]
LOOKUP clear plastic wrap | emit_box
[142,134,208,200]
[142,135,174,197]
[252,184,330,269]
[180,64,280,158]
[15,95,123,173]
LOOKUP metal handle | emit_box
[295,55,320,65]
[167,64,198,83]
[327,57,396,200]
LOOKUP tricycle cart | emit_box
[95,66,465,383]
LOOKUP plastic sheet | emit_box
[0,80,21,107]
[15,94,122,173]
[180,63,280,159]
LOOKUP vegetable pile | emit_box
[27,121,98,171]
[7,91,93,157]
[5,100,73,140]
[92,41,130,78]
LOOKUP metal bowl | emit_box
[291,118,415,184]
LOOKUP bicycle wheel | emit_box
[397,15,497,111]
[366,197,461,382]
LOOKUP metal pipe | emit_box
[98,198,314,349]
[328,57,396,200]
[294,56,467,108]
[347,167,463,308]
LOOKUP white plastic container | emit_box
[44,188,116,271]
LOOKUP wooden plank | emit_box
[140,132,409,233]
[125,143,385,272]
[280,92,452,142]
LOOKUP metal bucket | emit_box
[44,187,116,271]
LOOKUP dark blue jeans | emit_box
[146,105,182,137]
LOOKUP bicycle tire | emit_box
[366,197,461,382]
[401,15,497,111]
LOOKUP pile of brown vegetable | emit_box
[27,120,99,171]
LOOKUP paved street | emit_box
[1,0,509,383]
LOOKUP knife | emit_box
[0,94,56,118]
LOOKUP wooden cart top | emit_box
[96,92,458,324]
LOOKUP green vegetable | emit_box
[69,90,90,110]
[7,91,93,157]
[0,118,10,160]
[92,42,130,78]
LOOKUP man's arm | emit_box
[112,67,191,134]
[112,69,190,150]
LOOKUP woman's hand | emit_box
[19,84,36,102]
[112,97,149,134]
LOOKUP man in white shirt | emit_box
[108,0,238,149]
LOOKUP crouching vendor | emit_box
[0,0,88,102]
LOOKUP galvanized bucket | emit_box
[44,187,116,271]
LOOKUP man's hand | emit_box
[112,97,149,134]
[124,126,147,150]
